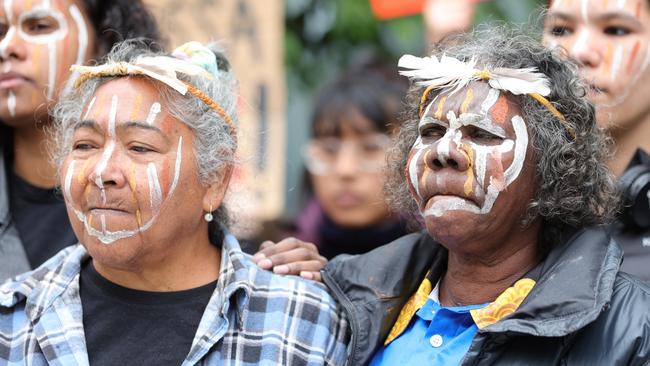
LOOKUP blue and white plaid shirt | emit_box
[0,234,349,365]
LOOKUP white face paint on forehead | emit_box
[62,93,181,245]
[407,88,529,218]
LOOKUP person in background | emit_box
[323,27,649,365]
[0,0,162,281]
[253,65,412,277]
[543,0,650,280]
[0,40,349,366]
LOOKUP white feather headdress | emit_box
[398,54,551,96]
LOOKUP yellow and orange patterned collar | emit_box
[384,275,536,345]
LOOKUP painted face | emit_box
[310,109,392,229]
[544,0,650,130]
[0,0,94,126]
[406,82,536,241]
[61,78,210,260]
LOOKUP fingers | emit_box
[251,237,326,280]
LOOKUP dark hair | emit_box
[387,26,619,249]
[311,62,408,137]
[80,0,164,58]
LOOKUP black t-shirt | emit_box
[80,261,217,366]
[8,169,77,267]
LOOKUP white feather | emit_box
[398,54,552,97]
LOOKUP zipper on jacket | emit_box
[322,269,359,366]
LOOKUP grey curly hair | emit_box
[387,26,619,250]
[51,39,237,240]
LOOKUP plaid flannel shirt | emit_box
[0,234,349,365]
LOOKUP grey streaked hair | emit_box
[50,39,237,235]
[387,26,619,250]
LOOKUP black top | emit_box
[8,168,76,267]
[80,261,217,366]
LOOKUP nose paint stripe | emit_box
[108,95,118,137]
[581,0,589,21]
[147,162,163,210]
[572,30,589,56]
[94,141,115,191]
[7,91,16,117]
[611,45,623,81]
[0,27,16,59]
[146,102,162,125]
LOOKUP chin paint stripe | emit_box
[83,96,96,120]
[108,95,118,136]
[147,163,163,210]
[611,45,623,81]
[146,102,161,125]
[7,91,16,117]
[626,41,641,74]
[503,116,528,185]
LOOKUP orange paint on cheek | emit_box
[604,42,614,70]
[460,88,474,114]
[435,96,448,120]
[626,41,641,74]
[77,159,91,185]
[491,96,509,125]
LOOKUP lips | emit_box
[333,191,363,208]
[0,72,29,89]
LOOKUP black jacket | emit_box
[322,228,650,365]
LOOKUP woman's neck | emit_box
[12,123,58,188]
[608,113,650,177]
[439,222,541,307]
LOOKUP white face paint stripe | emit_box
[168,136,183,195]
[2,61,10,73]
[94,140,115,191]
[63,159,76,202]
[147,163,163,210]
[83,96,96,120]
[7,91,16,117]
[480,89,500,116]
[145,102,161,125]
[611,45,624,81]
[616,0,627,9]
[503,116,528,185]
[552,0,563,9]
[408,148,424,199]
[572,30,589,55]
[68,5,87,65]
[47,42,56,100]
[41,0,51,9]
[473,146,488,190]
[100,214,106,233]
[642,44,650,70]
[580,0,589,21]
[108,95,118,136]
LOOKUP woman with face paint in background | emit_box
[320,28,650,365]
[0,0,161,281]
[252,65,411,277]
[0,40,349,365]
[544,0,650,280]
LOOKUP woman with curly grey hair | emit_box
[319,27,650,365]
[0,40,349,365]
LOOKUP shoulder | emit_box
[0,245,85,309]
[569,272,650,364]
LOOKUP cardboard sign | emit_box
[145,0,286,234]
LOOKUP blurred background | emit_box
[144,0,545,237]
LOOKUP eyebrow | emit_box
[74,120,103,133]
[547,10,642,25]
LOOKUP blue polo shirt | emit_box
[370,284,488,366]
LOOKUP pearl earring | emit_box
[204,204,213,222]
